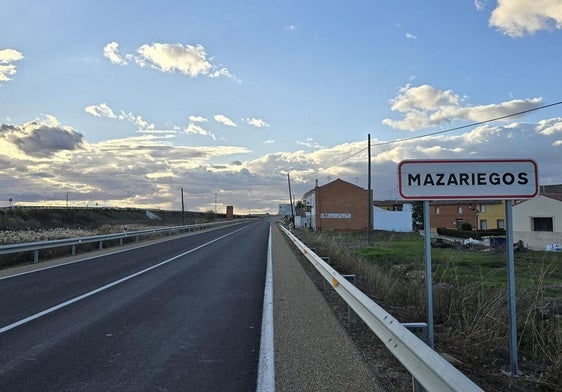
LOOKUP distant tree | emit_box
[295,200,305,215]
[204,209,217,222]
[412,201,424,229]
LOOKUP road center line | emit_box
[0,226,249,335]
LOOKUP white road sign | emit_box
[398,159,538,200]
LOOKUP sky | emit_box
[1,0,561,214]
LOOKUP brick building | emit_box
[429,200,504,230]
[302,178,371,232]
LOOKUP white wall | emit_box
[513,195,562,250]
[373,204,413,232]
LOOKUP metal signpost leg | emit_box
[423,200,434,349]
[505,200,519,375]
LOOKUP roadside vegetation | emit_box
[0,207,223,269]
[296,228,562,391]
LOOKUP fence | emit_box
[0,222,225,264]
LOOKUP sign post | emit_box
[398,159,538,375]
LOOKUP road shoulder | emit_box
[271,224,384,392]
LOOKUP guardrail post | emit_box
[403,322,429,392]
[342,274,357,323]
[321,257,331,289]
[99,240,103,250]
[120,238,123,246]
[72,244,76,256]
[34,250,39,263]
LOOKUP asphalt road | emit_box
[0,220,269,392]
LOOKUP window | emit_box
[435,207,440,215]
[457,206,463,214]
[497,219,505,229]
[480,204,486,213]
[532,217,553,232]
[480,219,488,230]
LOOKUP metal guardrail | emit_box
[0,222,226,263]
[280,225,484,392]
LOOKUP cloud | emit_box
[85,103,155,131]
[286,25,298,32]
[405,33,417,39]
[382,84,543,131]
[103,42,128,65]
[296,138,325,149]
[1,114,561,211]
[185,123,216,140]
[135,43,212,77]
[189,115,208,122]
[263,140,275,144]
[489,0,562,37]
[85,103,117,118]
[245,117,270,128]
[0,48,24,83]
[103,41,236,80]
[214,114,237,127]
[0,116,84,158]
[474,0,488,11]
[536,117,562,136]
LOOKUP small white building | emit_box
[513,194,562,250]
[373,204,413,232]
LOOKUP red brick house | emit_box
[302,178,372,232]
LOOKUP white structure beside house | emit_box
[373,204,413,232]
[513,194,562,250]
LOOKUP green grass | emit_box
[355,233,562,300]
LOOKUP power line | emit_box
[312,100,562,176]
[373,100,562,147]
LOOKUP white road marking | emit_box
[256,224,275,392]
[0,226,249,334]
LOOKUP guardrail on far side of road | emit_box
[279,225,484,392]
[0,222,225,264]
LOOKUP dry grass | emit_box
[297,228,562,390]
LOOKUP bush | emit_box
[436,227,506,240]
[460,222,472,231]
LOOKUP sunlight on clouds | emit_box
[0,49,24,83]
[245,117,270,127]
[214,114,237,127]
[489,0,562,37]
[383,84,543,131]
[536,117,562,135]
[103,42,127,65]
[146,171,176,179]
[185,123,216,140]
[85,103,117,118]
[189,115,208,122]
[136,43,212,76]
[103,41,236,80]
[85,102,155,131]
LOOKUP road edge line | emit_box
[256,224,275,392]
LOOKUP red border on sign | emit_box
[397,159,539,200]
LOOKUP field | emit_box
[296,229,562,391]
[0,207,217,269]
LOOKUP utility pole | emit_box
[66,192,69,208]
[367,134,372,244]
[287,173,295,229]
[214,193,217,213]
[181,187,185,226]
